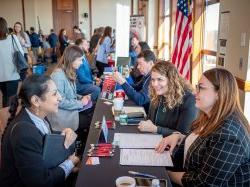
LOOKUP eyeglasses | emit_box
[195,84,215,93]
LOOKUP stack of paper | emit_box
[120,149,173,166]
[113,133,162,148]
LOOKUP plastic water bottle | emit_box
[151,179,160,187]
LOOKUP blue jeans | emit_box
[76,83,101,101]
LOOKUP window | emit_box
[202,0,220,72]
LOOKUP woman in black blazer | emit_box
[156,68,250,186]
[0,75,79,187]
[138,61,197,137]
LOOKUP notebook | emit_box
[43,134,75,168]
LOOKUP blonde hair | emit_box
[56,45,83,81]
[149,61,193,109]
[192,68,250,137]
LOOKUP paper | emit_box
[86,157,100,165]
[120,149,173,167]
[113,133,162,149]
[104,101,113,105]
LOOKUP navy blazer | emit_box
[0,108,65,187]
[181,113,250,186]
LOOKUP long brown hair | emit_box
[0,17,8,40]
[14,22,26,41]
[149,61,193,109]
[99,26,112,45]
[192,68,250,137]
[56,45,83,81]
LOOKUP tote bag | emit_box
[11,35,29,73]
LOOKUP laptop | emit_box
[116,57,131,66]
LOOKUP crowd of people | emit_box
[0,15,249,187]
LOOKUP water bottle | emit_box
[151,179,160,187]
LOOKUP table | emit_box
[75,99,172,187]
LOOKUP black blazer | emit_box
[148,90,197,137]
[181,114,250,186]
[0,108,65,187]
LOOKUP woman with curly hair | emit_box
[138,61,197,137]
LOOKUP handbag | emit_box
[47,108,79,131]
[11,35,29,73]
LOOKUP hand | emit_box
[81,94,91,105]
[61,128,77,149]
[155,133,181,154]
[138,120,157,133]
[95,77,102,86]
[68,153,80,166]
[113,71,126,85]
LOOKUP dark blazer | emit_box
[181,114,250,186]
[0,108,65,187]
[148,90,197,137]
[122,73,151,113]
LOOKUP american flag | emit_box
[172,0,193,80]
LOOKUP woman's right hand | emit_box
[68,153,80,166]
[155,133,182,154]
[81,95,91,105]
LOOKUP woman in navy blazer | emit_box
[0,75,79,187]
[156,68,250,186]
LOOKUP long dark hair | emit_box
[99,26,112,45]
[0,17,8,40]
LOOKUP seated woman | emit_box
[138,61,197,137]
[156,68,250,186]
[0,75,79,187]
[49,45,94,143]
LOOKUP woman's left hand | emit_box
[138,120,157,133]
[61,128,77,149]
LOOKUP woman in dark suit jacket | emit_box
[156,68,250,186]
[0,75,79,187]
[138,61,197,137]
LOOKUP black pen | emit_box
[128,170,157,179]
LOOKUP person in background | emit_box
[156,68,250,186]
[75,38,101,101]
[113,50,156,113]
[96,26,115,77]
[89,27,104,54]
[48,29,58,63]
[29,27,41,63]
[58,28,69,55]
[138,61,197,137]
[129,35,140,67]
[50,45,94,144]
[0,74,80,187]
[8,27,13,34]
[0,17,23,107]
[13,21,31,80]
[130,41,151,84]
[72,26,85,42]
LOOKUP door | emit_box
[52,0,78,40]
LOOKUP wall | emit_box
[220,0,250,121]
[78,0,90,39]
[0,0,23,28]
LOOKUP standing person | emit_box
[138,61,197,137]
[48,29,58,63]
[0,74,80,187]
[96,26,115,77]
[58,29,69,55]
[72,26,85,42]
[0,17,23,107]
[13,22,31,80]
[89,27,104,54]
[50,45,94,144]
[29,27,41,63]
[156,68,250,186]
[75,38,101,101]
[129,35,140,67]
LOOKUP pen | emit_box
[128,171,157,179]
